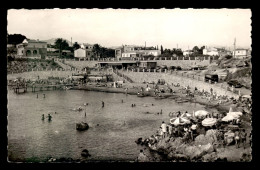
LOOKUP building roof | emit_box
[138,50,160,52]
[122,51,144,54]
[23,39,47,44]
[205,47,218,52]
[235,48,248,51]
[82,43,94,46]
[98,61,139,64]
[140,61,157,63]
[62,50,71,53]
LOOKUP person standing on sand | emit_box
[168,124,173,137]
[161,121,167,138]
[234,130,240,148]
[102,101,104,107]
[240,129,247,149]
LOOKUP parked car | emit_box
[227,80,243,88]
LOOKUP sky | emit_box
[7,9,251,50]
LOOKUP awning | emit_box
[107,63,123,66]
[72,76,84,79]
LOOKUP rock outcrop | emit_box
[76,122,89,131]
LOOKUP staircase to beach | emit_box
[55,60,74,70]
[113,70,134,83]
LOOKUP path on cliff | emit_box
[55,60,73,70]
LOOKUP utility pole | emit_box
[59,44,61,58]
[188,46,189,57]
[233,38,236,58]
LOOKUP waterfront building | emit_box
[122,51,144,58]
[115,45,161,59]
[202,47,219,56]
[232,49,250,59]
[139,61,157,69]
[74,43,94,59]
[16,39,47,59]
[183,50,193,56]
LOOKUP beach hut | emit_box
[170,117,190,126]
[202,118,217,127]
[194,110,209,118]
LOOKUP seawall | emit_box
[60,58,211,70]
[120,71,239,99]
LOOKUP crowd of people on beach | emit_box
[137,108,248,159]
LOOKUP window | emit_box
[26,50,31,56]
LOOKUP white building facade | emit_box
[203,47,219,56]
[232,49,249,59]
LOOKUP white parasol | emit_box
[194,110,209,117]
[222,112,242,122]
[202,118,217,127]
[180,112,192,118]
[170,117,191,126]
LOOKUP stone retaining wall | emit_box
[64,60,98,70]
[121,71,239,99]
[62,59,211,70]
[156,59,210,68]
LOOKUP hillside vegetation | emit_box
[7,58,62,73]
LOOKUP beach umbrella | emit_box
[170,117,190,126]
[202,118,217,127]
[191,124,197,130]
[242,95,251,99]
[222,115,235,122]
[180,112,192,118]
[194,110,209,117]
[222,112,242,122]
[227,112,242,119]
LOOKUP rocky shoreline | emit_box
[136,129,251,162]
[74,83,251,162]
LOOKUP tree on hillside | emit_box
[7,34,27,45]
[92,44,101,58]
[192,46,200,53]
[54,38,69,57]
[172,48,183,56]
[199,46,205,54]
[103,48,115,58]
[161,45,164,54]
[55,38,69,50]
[73,42,80,50]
